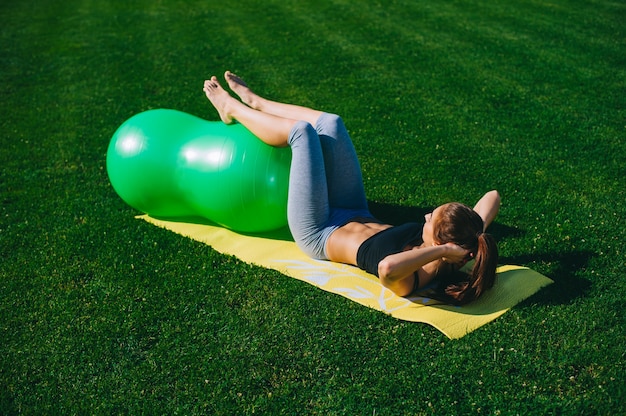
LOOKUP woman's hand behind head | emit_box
[441,242,470,264]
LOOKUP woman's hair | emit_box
[432,202,498,305]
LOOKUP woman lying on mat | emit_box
[204,72,501,305]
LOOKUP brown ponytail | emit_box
[432,203,499,305]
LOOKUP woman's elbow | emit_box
[487,189,501,204]
[378,258,400,282]
[493,190,501,205]
[378,258,393,280]
[378,260,413,297]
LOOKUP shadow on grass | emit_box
[368,201,431,225]
[368,200,523,239]
[500,251,594,306]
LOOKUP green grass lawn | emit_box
[1,0,624,414]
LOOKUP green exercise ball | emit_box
[106,109,292,232]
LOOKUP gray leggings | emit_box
[287,113,374,260]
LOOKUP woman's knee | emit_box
[320,113,342,124]
[315,113,342,131]
[315,113,351,143]
[288,120,317,147]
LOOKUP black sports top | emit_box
[356,222,424,276]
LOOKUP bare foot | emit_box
[224,71,259,108]
[203,76,236,124]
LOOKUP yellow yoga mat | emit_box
[139,215,552,339]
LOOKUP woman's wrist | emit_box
[438,243,450,257]
[429,244,450,263]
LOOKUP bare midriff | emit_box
[325,219,393,265]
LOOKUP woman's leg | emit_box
[224,71,324,126]
[286,122,334,258]
[315,113,369,211]
[203,76,296,147]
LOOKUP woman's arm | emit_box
[473,190,501,231]
[378,243,468,296]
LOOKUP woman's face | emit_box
[422,205,444,247]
